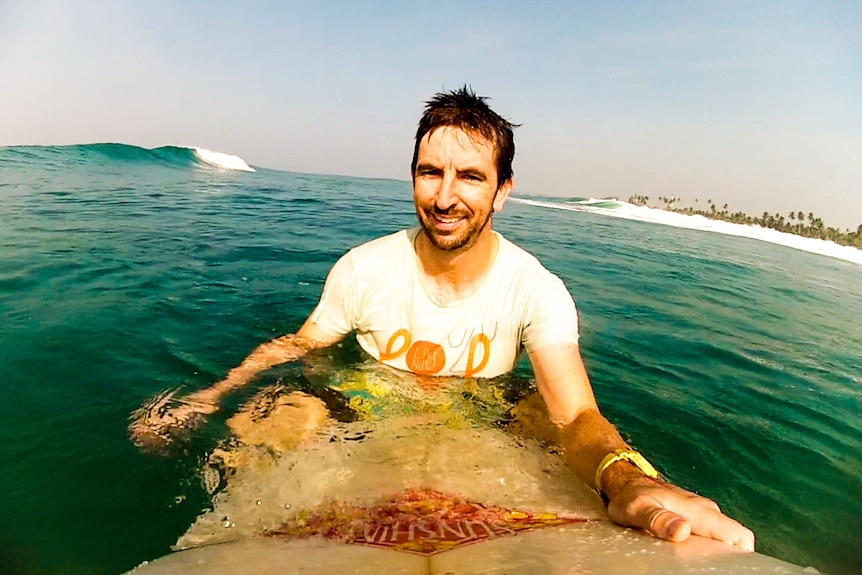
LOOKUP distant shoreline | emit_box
[624,195,862,250]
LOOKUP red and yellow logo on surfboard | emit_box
[265,489,590,556]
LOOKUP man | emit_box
[140,87,754,551]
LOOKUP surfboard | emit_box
[128,382,812,574]
[128,511,811,574]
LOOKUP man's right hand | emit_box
[128,387,219,451]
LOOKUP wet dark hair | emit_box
[411,86,518,189]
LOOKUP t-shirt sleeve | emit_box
[307,252,357,337]
[520,274,580,353]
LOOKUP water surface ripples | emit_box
[0,148,859,574]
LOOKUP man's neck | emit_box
[413,227,499,305]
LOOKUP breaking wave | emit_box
[0,143,255,172]
[511,196,862,265]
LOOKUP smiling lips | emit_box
[430,209,470,229]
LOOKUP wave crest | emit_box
[511,197,862,265]
[192,147,255,172]
[0,143,255,173]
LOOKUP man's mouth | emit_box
[430,210,469,226]
[434,215,462,224]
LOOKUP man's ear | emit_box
[492,177,514,213]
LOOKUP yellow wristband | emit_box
[595,449,659,493]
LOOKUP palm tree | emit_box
[645,200,859,248]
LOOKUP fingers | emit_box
[646,507,691,542]
[607,480,755,552]
[128,416,173,450]
[687,509,756,552]
[636,501,753,551]
[668,491,753,551]
[129,389,218,451]
[609,499,692,542]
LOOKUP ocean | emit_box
[0,144,859,575]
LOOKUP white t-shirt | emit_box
[309,228,580,378]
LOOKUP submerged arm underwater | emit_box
[129,324,341,450]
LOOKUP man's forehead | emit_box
[421,126,495,155]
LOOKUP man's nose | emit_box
[435,172,458,210]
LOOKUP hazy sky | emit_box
[2,1,860,229]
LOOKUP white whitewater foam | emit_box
[512,197,862,266]
[192,147,255,172]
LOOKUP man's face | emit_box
[412,126,512,253]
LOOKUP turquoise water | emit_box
[0,144,859,574]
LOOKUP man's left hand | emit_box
[607,475,756,551]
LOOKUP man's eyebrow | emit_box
[457,167,487,180]
[414,162,441,173]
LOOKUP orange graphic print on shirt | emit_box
[405,341,446,375]
[378,327,494,377]
[464,333,491,377]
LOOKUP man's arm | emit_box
[130,318,344,448]
[528,343,755,551]
[186,319,344,405]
